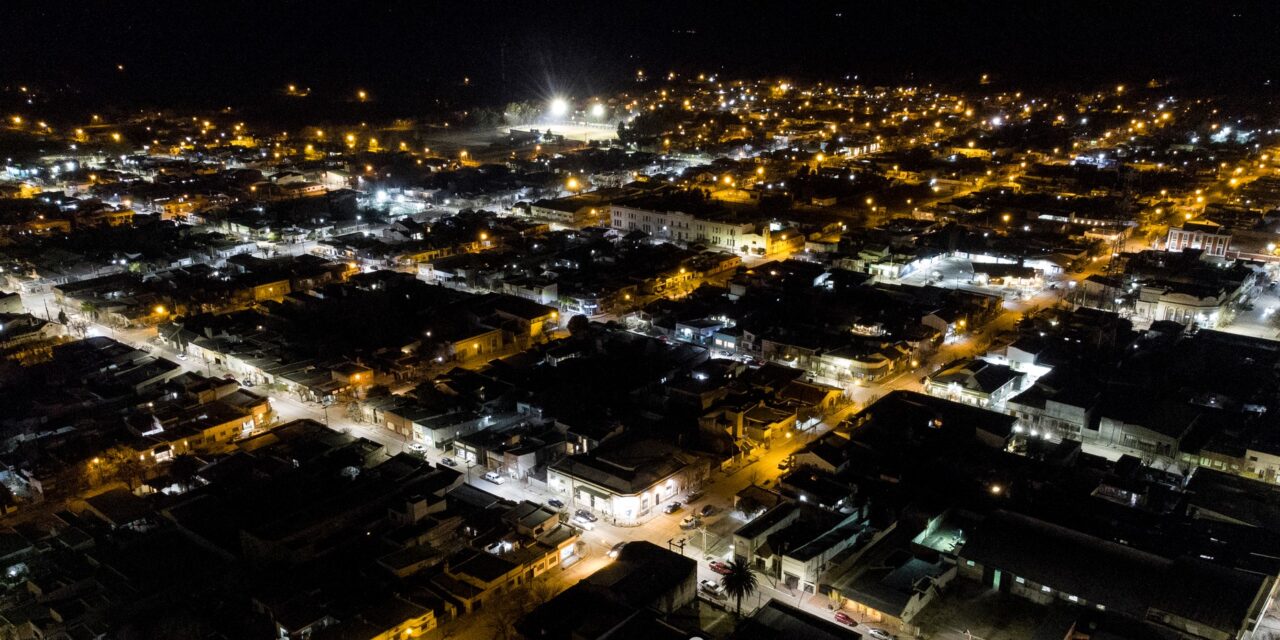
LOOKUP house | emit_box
[924,358,1025,408]
[730,599,862,640]
[515,541,696,640]
[830,534,956,636]
[547,439,709,526]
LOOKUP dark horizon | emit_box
[3,0,1280,116]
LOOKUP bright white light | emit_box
[550,98,569,117]
[590,103,605,118]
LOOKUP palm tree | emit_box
[719,560,759,618]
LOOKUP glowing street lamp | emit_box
[590,103,606,118]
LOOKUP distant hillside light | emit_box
[550,98,569,117]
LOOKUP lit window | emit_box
[965,560,975,567]
[1014,577,1025,584]
[1041,585,1052,593]
[1067,595,1079,603]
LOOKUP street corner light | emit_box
[591,103,606,118]
[550,98,569,118]
[154,305,167,315]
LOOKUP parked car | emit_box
[663,501,682,514]
[608,542,627,558]
[440,457,457,467]
[778,458,793,471]
[685,490,703,502]
[708,560,732,575]
[834,611,855,626]
[699,504,716,517]
[547,498,564,508]
[177,353,187,361]
[572,514,595,530]
[680,515,700,529]
[699,579,723,597]
[408,443,425,452]
[574,509,598,522]
[482,471,505,484]
[867,629,894,640]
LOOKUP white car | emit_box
[482,471,505,484]
[572,514,596,530]
[867,629,894,640]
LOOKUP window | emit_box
[965,560,975,567]
[1067,595,1079,603]
[1041,585,1052,593]
[1014,576,1025,584]
[1096,604,1106,611]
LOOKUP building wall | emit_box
[609,204,754,252]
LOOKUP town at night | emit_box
[1,2,1280,639]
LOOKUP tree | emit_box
[68,319,89,338]
[477,577,562,640]
[80,301,98,321]
[567,314,590,336]
[720,560,759,618]
[169,455,201,492]
[57,310,68,325]
[100,445,146,490]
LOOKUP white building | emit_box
[610,203,757,253]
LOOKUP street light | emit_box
[590,103,605,118]
[550,98,569,118]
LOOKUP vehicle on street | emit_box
[572,514,595,530]
[699,579,723,597]
[699,504,716,517]
[440,457,457,467]
[709,560,732,575]
[177,353,187,361]
[547,498,564,508]
[574,509,598,522]
[663,501,682,514]
[408,443,425,452]
[608,542,627,558]
[834,611,855,626]
[867,629,894,640]
[778,458,792,471]
[685,490,703,502]
[482,471,505,484]
[680,515,700,529]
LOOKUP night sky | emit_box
[2,0,1279,111]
